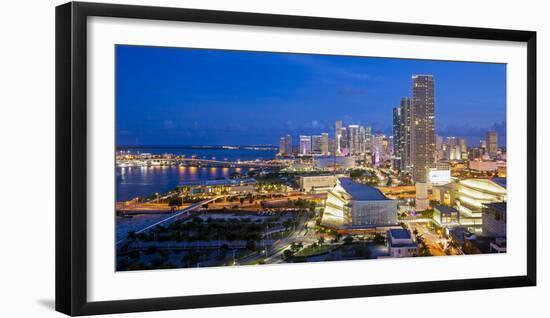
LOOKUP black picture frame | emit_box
[55,1,537,316]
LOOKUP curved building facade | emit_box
[322,178,398,229]
[433,178,506,226]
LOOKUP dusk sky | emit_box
[116,45,506,147]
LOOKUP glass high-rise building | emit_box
[311,135,323,154]
[341,127,348,151]
[393,106,403,170]
[284,135,292,155]
[364,126,372,155]
[278,137,286,155]
[392,97,412,172]
[487,131,498,158]
[321,133,329,155]
[411,75,436,183]
[411,75,435,211]
[348,125,361,155]
[278,134,292,155]
[299,135,312,155]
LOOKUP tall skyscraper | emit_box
[321,133,329,155]
[311,135,323,154]
[341,127,348,151]
[335,120,343,156]
[359,126,366,154]
[446,137,459,160]
[392,97,413,172]
[348,125,361,155]
[299,135,312,155]
[287,135,294,155]
[411,75,435,210]
[372,132,390,165]
[278,137,286,156]
[364,126,372,154]
[458,138,468,160]
[400,98,413,171]
[459,138,467,153]
[278,134,292,155]
[487,131,498,158]
[393,106,403,170]
[284,135,292,155]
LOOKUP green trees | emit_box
[348,169,379,185]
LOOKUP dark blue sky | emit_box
[116,45,506,147]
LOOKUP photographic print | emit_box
[114,45,507,271]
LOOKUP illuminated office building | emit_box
[278,134,292,155]
[393,106,403,170]
[487,131,498,158]
[321,132,329,155]
[348,125,361,155]
[299,135,312,155]
[412,75,435,210]
[278,137,286,156]
[311,135,323,154]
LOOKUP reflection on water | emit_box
[116,165,250,201]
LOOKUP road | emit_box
[236,212,314,265]
[405,222,446,256]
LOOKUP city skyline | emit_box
[115,46,508,271]
[116,45,506,147]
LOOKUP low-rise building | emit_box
[387,229,417,257]
[299,175,337,192]
[315,156,356,169]
[428,163,451,186]
[433,205,460,226]
[469,160,497,172]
